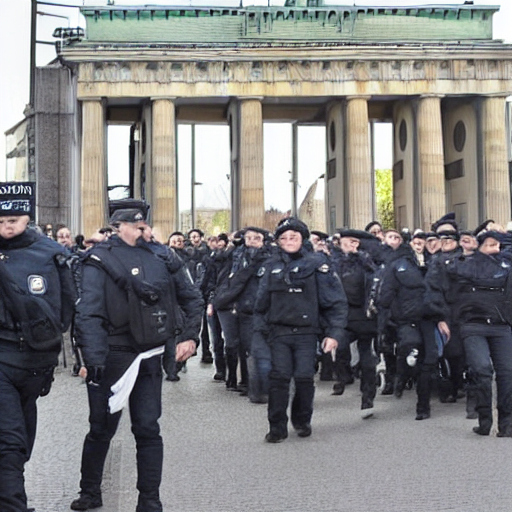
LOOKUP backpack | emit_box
[0,254,62,351]
[87,250,178,351]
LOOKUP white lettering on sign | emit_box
[0,184,33,195]
[0,200,31,212]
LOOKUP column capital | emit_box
[481,93,509,99]
[237,96,264,102]
[419,94,445,99]
[80,97,105,103]
[346,95,371,102]
[150,96,176,102]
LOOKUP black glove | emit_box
[86,366,105,387]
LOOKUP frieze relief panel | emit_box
[79,59,512,85]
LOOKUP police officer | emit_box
[211,227,272,398]
[71,208,202,512]
[331,229,379,418]
[377,229,438,420]
[254,218,347,442]
[0,196,74,512]
[445,231,512,436]
[185,228,214,364]
[425,216,465,404]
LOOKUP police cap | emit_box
[477,230,502,245]
[109,208,145,226]
[338,228,374,240]
[275,217,310,240]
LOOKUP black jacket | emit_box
[331,248,377,330]
[445,250,512,325]
[212,244,272,314]
[424,247,463,324]
[75,235,203,367]
[253,248,348,341]
[377,244,430,326]
[0,228,75,368]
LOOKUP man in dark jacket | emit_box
[71,208,202,512]
[185,228,213,364]
[331,229,379,418]
[254,218,347,442]
[425,220,465,404]
[211,227,272,398]
[444,231,512,436]
[0,194,74,512]
[377,231,438,420]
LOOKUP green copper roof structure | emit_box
[79,4,499,44]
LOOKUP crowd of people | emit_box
[2,192,512,512]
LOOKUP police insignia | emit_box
[131,268,140,276]
[257,266,265,277]
[318,264,329,273]
[28,275,46,295]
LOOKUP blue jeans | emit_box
[461,323,512,432]
[78,349,163,512]
[0,362,54,512]
[248,330,271,401]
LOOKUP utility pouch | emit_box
[88,251,175,351]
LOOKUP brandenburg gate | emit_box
[57,2,512,237]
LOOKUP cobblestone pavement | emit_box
[26,354,512,512]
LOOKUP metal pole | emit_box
[291,123,298,216]
[30,0,37,105]
[191,124,196,228]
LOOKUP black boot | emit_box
[225,349,238,390]
[290,378,315,433]
[267,378,290,441]
[70,493,102,511]
[394,375,404,398]
[416,366,433,420]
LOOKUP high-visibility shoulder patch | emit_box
[318,263,330,273]
[28,275,46,295]
[257,266,266,277]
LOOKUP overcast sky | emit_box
[1,1,511,210]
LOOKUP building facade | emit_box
[16,3,512,236]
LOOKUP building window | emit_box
[399,119,407,152]
[453,120,466,152]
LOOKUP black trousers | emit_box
[335,327,378,406]
[0,362,54,512]
[267,333,317,436]
[78,350,164,512]
[461,323,512,433]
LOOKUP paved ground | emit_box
[26,353,512,512]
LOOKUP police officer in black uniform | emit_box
[377,229,438,420]
[0,192,74,512]
[425,216,465,404]
[332,229,379,418]
[254,218,347,442]
[444,231,512,436]
[71,208,202,512]
[211,227,272,396]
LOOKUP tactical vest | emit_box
[267,263,319,328]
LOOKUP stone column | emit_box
[151,98,177,236]
[238,97,264,228]
[345,96,372,229]
[417,95,446,231]
[81,99,107,238]
[482,95,511,225]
